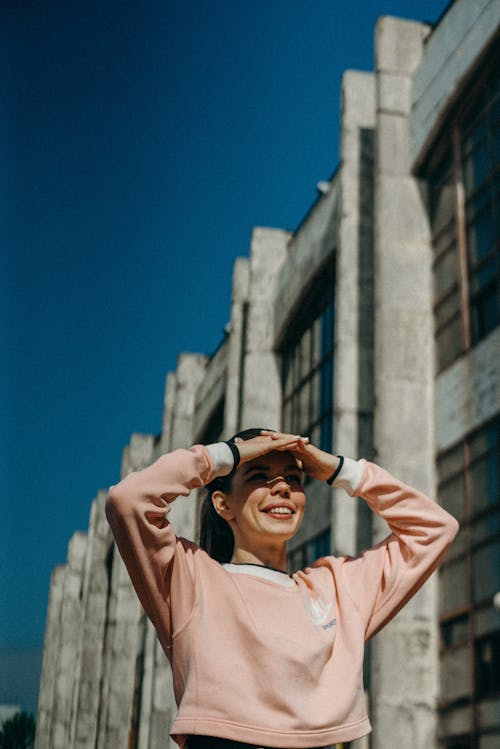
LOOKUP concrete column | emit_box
[136,619,156,749]
[160,371,177,455]
[70,490,112,749]
[224,257,250,437]
[148,638,176,749]
[165,354,207,534]
[372,16,438,749]
[50,533,87,749]
[35,565,65,749]
[141,354,206,746]
[97,434,154,749]
[241,227,289,429]
[334,70,376,557]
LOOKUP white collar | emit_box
[223,563,295,588]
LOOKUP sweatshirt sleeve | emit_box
[332,458,459,641]
[105,445,219,645]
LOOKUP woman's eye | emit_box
[286,474,302,484]
[250,473,267,481]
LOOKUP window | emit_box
[287,528,331,572]
[438,417,500,746]
[281,261,335,452]
[425,51,499,372]
[281,261,335,574]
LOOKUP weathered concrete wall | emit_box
[71,491,112,749]
[140,354,207,748]
[96,433,154,749]
[35,565,65,749]
[411,0,499,166]
[223,257,250,438]
[334,70,376,559]
[372,15,438,749]
[193,339,227,441]
[241,227,289,429]
[160,371,177,455]
[165,354,207,537]
[50,533,87,749]
[274,180,338,345]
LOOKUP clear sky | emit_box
[1,0,449,713]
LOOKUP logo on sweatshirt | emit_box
[302,593,336,631]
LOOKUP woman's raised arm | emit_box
[105,445,226,646]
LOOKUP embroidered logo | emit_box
[302,593,336,630]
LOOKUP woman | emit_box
[106,429,458,749]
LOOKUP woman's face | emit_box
[214,450,306,551]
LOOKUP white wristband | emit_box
[331,457,366,495]
[206,442,235,477]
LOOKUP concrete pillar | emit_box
[224,257,250,437]
[139,355,206,746]
[160,371,177,455]
[35,565,65,749]
[372,16,438,749]
[148,638,177,749]
[70,491,112,749]
[334,70,376,558]
[241,227,290,429]
[50,533,87,749]
[165,354,207,534]
[136,619,156,749]
[97,434,154,749]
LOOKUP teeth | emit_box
[265,507,292,515]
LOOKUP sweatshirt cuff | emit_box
[330,457,366,496]
[205,442,235,477]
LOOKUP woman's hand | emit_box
[259,430,340,482]
[234,431,308,465]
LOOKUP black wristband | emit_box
[327,455,344,485]
[224,440,241,478]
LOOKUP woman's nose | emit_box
[269,477,290,495]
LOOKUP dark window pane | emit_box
[440,557,469,613]
[470,455,499,513]
[440,473,466,521]
[462,122,489,195]
[429,150,454,232]
[439,444,465,482]
[310,528,331,559]
[469,251,499,294]
[435,288,461,330]
[466,191,495,263]
[475,631,500,698]
[470,280,500,342]
[320,412,333,453]
[473,541,500,603]
[441,645,471,702]
[434,244,459,299]
[471,509,500,546]
[441,614,469,648]
[436,314,464,371]
[321,352,334,412]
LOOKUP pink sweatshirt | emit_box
[106,446,458,748]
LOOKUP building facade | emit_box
[35,2,500,748]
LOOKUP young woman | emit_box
[106,429,459,749]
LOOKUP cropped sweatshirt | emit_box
[105,445,459,748]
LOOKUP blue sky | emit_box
[1,0,449,713]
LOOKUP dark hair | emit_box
[199,428,274,563]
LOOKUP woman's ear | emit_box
[212,490,234,521]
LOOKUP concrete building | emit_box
[35,1,499,747]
